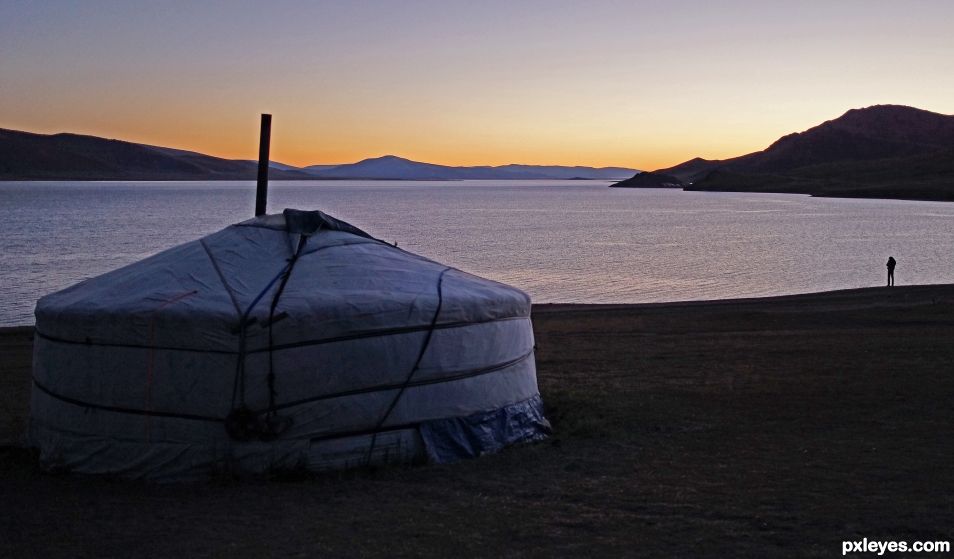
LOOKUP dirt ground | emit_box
[2,285,954,557]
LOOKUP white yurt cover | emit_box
[29,209,550,481]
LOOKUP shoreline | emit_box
[3,283,954,556]
[4,178,954,203]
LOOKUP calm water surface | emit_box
[2,180,954,326]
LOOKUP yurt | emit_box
[29,209,550,481]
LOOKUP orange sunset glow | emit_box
[3,1,954,169]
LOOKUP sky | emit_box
[2,0,953,170]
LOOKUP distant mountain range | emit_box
[612,104,954,201]
[0,128,638,181]
[304,155,636,180]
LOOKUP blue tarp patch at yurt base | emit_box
[419,394,551,464]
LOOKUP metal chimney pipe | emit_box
[255,114,272,217]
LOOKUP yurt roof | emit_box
[35,209,530,353]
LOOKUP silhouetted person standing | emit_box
[886,256,896,287]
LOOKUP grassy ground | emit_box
[2,285,954,557]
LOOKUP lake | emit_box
[2,179,954,326]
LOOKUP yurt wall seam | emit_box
[28,347,533,425]
[32,316,531,354]
[31,383,542,445]
[31,378,223,422]
[260,317,530,352]
[271,346,534,412]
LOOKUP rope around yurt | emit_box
[225,229,315,441]
[222,219,452,468]
[363,267,449,466]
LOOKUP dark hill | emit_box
[0,128,310,180]
[743,105,954,174]
[610,171,682,188]
[632,105,954,201]
[651,157,718,184]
